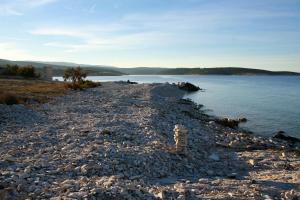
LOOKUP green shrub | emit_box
[2,64,39,78]
[65,82,84,90]
[17,65,38,78]
[63,67,100,90]
[63,67,86,83]
[3,64,19,76]
[81,80,101,88]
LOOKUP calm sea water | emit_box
[55,75,300,138]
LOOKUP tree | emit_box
[3,64,38,78]
[63,67,87,89]
[63,67,87,83]
[17,65,38,78]
[3,64,19,76]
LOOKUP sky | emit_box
[0,0,300,71]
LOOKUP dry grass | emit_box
[0,79,67,104]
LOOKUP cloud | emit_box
[41,30,171,52]
[30,27,90,38]
[25,0,58,7]
[0,42,33,60]
[0,6,23,16]
[26,1,300,58]
[0,0,58,16]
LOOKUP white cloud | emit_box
[0,0,58,16]
[0,42,33,60]
[0,5,23,16]
[25,0,58,7]
[41,30,171,53]
[30,27,90,38]
[24,1,300,66]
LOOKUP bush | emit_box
[81,80,101,88]
[2,64,39,78]
[65,82,83,90]
[63,67,100,90]
[0,92,21,105]
[64,80,101,90]
[3,64,19,76]
[17,65,39,78]
[63,67,86,83]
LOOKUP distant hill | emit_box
[1,59,299,76]
[0,59,125,76]
[116,67,166,75]
[159,67,300,75]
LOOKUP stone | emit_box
[206,170,214,176]
[273,131,300,143]
[173,124,188,155]
[177,82,201,92]
[215,118,242,129]
[283,189,297,200]
[24,166,31,174]
[208,153,220,161]
[80,164,89,174]
[248,159,255,166]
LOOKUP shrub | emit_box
[3,64,19,76]
[63,67,100,90]
[17,65,39,78]
[2,64,39,78]
[63,67,86,83]
[65,82,84,90]
[81,80,101,88]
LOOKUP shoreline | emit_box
[0,82,299,199]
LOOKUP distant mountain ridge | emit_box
[159,67,300,75]
[0,59,125,76]
[0,59,299,76]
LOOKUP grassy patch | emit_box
[0,79,67,105]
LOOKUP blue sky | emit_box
[0,0,300,71]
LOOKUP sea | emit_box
[54,75,300,139]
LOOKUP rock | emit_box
[206,170,214,176]
[177,82,201,92]
[68,191,88,199]
[156,190,166,199]
[103,176,116,188]
[126,80,138,84]
[173,124,188,155]
[208,153,220,161]
[227,173,238,179]
[80,164,89,174]
[238,117,247,123]
[283,189,297,200]
[215,118,244,129]
[248,159,255,166]
[24,166,31,174]
[208,121,215,125]
[272,131,300,143]
[101,129,111,135]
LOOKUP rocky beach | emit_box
[0,82,299,199]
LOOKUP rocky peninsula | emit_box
[0,82,299,199]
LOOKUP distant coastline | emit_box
[1,58,299,76]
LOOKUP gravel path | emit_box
[0,82,299,199]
